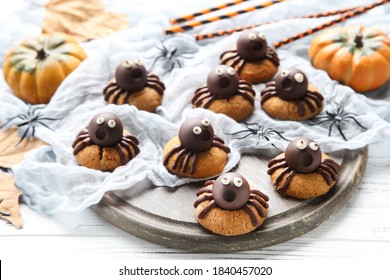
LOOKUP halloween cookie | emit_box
[261,68,324,121]
[267,137,340,199]
[220,30,279,84]
[72,112,140,171]
[194,172,269,236]
[163,117,230,179]
[103,59,165,112]
[192,65,255,122]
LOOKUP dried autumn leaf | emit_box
[0,127,46,168]
[43,0,129,42]
[0,173,23,229]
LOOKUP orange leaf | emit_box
[0,127,46,168]
[0,173,23,229]
[42,0,129,42]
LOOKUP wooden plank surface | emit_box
[1,141,390,259]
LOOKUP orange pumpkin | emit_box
[2,32,87,104]
[309,26,390,93]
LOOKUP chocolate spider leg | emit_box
[297,100,307,116]
[319,164,337,181]
[317,168,334,185]
[219,50,237,59]
[275,168,295,191]
[237,89,255,105]
[181,151,194,173]
[114,145,127,164]
[306,91,324,107]
[146,81,165,95]
[193,94,213,107]
[238,83,255,94]
[265,47,280,66]
[163,146,183,166]
[196,185,213,195]
[198,200,217,218]
[248,199,266,218]
[73,138,92,155]
[243,205,260,226]
[267,161,287,173]
[189,152,198,174]
[212,141,231,153]
[192,89,211,105]
[250,193,269,209]
[204,180,215,187]
[193,194,213,207]
[124,135,140,145]
[173,148,188,170]
[260,91,277,104]
[202,95,218,108]
[119,141,135,160]
[323,159,341,172]
[267,157,285,167]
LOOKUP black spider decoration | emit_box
[0,105,58,146]
[310,103,367,141]
[149,41,197,72]
[0,199,11,217]
[226,122,289,145]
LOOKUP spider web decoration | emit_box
[310,102,367,141]
[149,40,197,73]
[0,105,59,146]
[225,122,289,146]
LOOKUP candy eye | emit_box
[233,177,243,187]
[193,126,202,135]
[309,141,319,151]
[221,176,231,185]
[248,33,256,40]
[294,73,304,83]
[281,70,289,77]
[258,32,265,39]
[296,140,307,150]
[227,67,235,76]
[201,119,210,127]
[108,119,116,128]
[123,60,133,68]
[134,59,143,66]
[216,67,224,76]
[96,117,105,125]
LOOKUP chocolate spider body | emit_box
[163,118,230,174]
[261,68,324,116]
[267,138,340,192]
[220,30,279,73]
[192,65,255,108]
[72,112,140,165]
[103,59,165,104]
[194,172,269,226]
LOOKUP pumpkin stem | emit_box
[35,48,48,60]
[354,32,363,48]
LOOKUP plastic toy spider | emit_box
[194,172,269,226]
[150,41,197,72]
[0,105,58,146]
[226,122,288,145]
[311,103,367,141]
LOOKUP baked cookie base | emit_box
[269,153,337,199]
[196,95,254,122]
[195,194,267,236]
[261,84,323,121]
[163,136,229,179]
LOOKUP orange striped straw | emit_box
[194,6,357,41]
[273,0,388,48]
[165,0,286,35]
[170,0,251,25]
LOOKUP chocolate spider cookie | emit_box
[267,137,340,199]
[192,65,255,122]
[220,30,279,84]
[261,68,324,121]
[103,59,165,112]
[72,112,140,171]
[163,117,230,179]
[194,172,269,236]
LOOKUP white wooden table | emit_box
[1,141,389,259]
